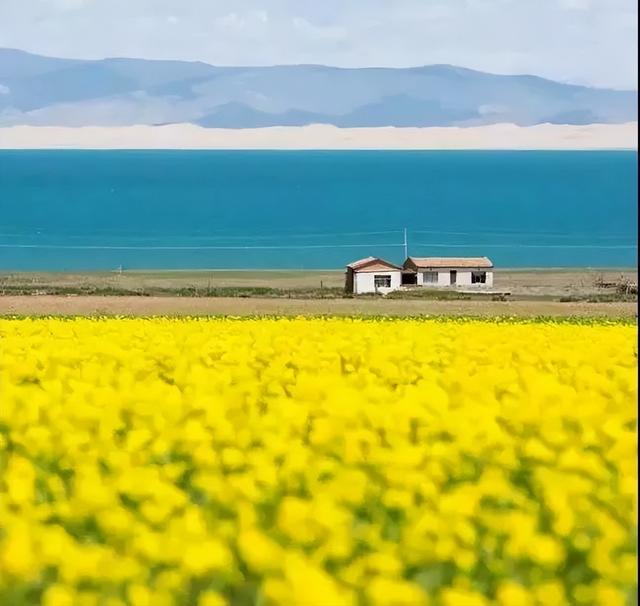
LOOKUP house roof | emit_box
[406,256,494,269]
[346,257,402,272]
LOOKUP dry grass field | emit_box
[0,269,636,317]
[0,296,636,318]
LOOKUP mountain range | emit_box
[0,48,636,128]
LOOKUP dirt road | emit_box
[0,295,636,318]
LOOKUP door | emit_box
[450,270,457,285]
[401,272,417,286]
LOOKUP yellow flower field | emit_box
[0,318,636,606]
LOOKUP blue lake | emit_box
[0,150,636,270]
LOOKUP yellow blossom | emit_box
[0,317,635,604]
[198,591,228,606]
[42,584,75,606]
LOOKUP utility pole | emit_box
[403,227,408,260]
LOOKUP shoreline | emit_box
[0,122,637,150]
[1,266,637,273]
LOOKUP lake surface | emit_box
[0,150,636,270]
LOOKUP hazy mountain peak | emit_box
[0,48,636,128]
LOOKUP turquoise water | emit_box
[0,150,636,270]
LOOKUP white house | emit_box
[403,256,494,287]
[345,257,403,294]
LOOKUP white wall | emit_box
[440,270,454,286]
[417,269,494,287]
[354,271,402,294]
[454,271,471,286]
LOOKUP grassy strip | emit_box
[1,315,637,325]
[0,285,346,298]
[1,283,636,303]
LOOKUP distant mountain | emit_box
[0,49,636,128]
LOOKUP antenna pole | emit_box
[403,227,408,259]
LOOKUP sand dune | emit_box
[0,122,636,150]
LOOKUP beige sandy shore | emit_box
[0,295,636,318]
[1,269,637,318]
[1,268,636,297]
[0,122,637,150]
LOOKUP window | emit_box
[374,274,392,288]
[472,271,487,284]
[423,271,438,284]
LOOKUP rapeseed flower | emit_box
[0,317,636,605]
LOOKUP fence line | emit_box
[411,243,637,250]
[0,229,404,242]
[0,243,406,251]
[411,229,637,240]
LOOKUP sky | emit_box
[0,0,637,90]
